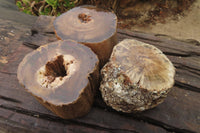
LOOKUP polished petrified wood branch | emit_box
[100,39,175,112]
[54,5,117,67]
[17,40,99,119]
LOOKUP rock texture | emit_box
[0,12,199,132]
[17,40,99,119]
[54,5,117,67]
[100,39,175,112]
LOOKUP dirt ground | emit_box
[2,0,200,42]
[119,0,200,42]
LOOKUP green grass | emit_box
[16,0,75,16]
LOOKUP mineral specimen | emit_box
[100,39,175,112]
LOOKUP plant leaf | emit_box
[16,1,23,8]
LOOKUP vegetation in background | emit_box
[16,0,76,16]
[16,0,195,27]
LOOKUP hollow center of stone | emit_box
[36,54,78,89]
[45,55,67,81]
[78,13,91,23]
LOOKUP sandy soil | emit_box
[128,0,200,42]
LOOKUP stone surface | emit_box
[0,2,199,133]
[100,39,175,112]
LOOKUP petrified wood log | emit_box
[100,39,175,112]
[54,5,117,67]
[17,40,99,119]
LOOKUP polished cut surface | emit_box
[54,6,117,67]
[17,40,99,119]
[54,6,117,43]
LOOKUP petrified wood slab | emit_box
[17,40,99,119]
[0,16,199,133]
[54,6,117,68]
[100,39,175,112]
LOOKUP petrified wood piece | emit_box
[17,40,99,119]
[1,16,200,132]
[100,39,175,112]
[54,6,117,67]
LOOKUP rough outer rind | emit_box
[100,62,170,112]
[99,39,175,112]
